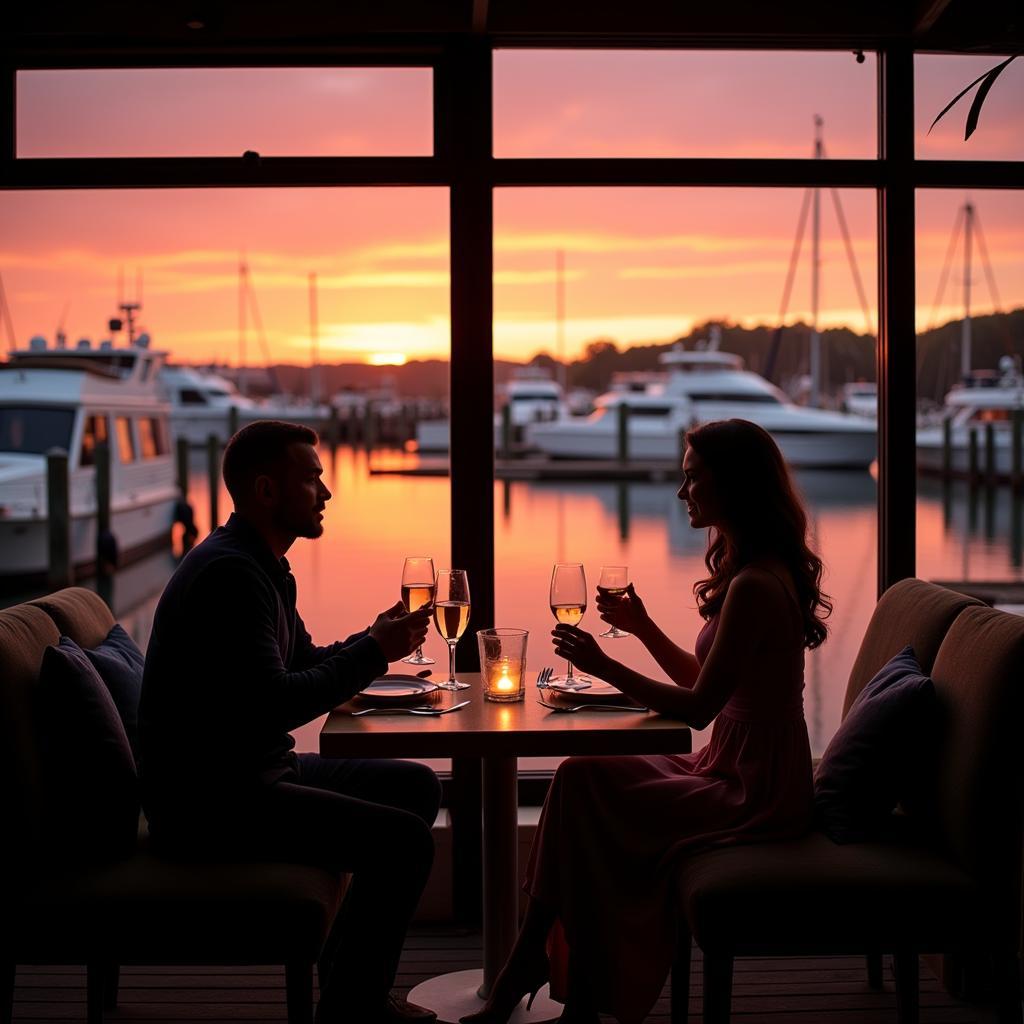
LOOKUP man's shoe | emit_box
[382,991,437,1023]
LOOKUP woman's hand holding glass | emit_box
[596,582,650,637]
[551,624,610,681]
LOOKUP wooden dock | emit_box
[10,928,996,1022]
[370,458,683,483]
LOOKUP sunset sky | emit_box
[3,52,1022,366]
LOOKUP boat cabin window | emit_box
[79,413,110,466]
[137,416,169,458]
[510,392,559,402]
[969,408,1013,423]
[0,406,75,455]
[691,392,781,404]
[115,415,136,463]
[206,387,233,400]
[626,405,675,418]
[178,388,208,405]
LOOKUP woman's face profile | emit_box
[678,447,722,530]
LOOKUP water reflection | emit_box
[12,446,1024,761]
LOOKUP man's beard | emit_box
[275,509,324,540]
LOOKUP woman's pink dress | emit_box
[524,607,814,1024]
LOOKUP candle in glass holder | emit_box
[478,628,528,703]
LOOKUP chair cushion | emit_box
[815,646,938,843]
[36,637,140,860]
[0,604,59,866]
[29,586,116,650]
[10,852,345,963]
[679,831,984,956]
[84,623,145,761]
[843,580,981,717]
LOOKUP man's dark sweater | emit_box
[139,513,387,828]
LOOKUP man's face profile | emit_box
[259,442,331,540]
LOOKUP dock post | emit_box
[95,440,115,573]
[1013,410,1023,492]
[228,405,240,440]
[942,417,953,480]
[207,434,221,530]
[501,404,513,459]
[327,404,339,448]
[46,448,72,590]
[617,404,630,463]
[968,427,979,487]
[363,402,377,450]
[176,436,190,498]
[984,422,996,485]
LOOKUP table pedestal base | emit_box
[408,969,562,1024]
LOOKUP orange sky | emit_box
[3,53,1022,365]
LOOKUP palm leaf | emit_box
[928,54,1019,137]
[964,56,1016,139]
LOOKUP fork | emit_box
[351,701,470,717]
[536,699,649,713]
[536,666,553,689]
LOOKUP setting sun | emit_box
[368,351,408,366]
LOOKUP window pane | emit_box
[17,67,433,157]
[494,50,877,158]
[0,406,75,454]
[494,187,878,758]
[115,416,136,463]
[79,413,109,466]
[915,54,1024,161]
[916,189,1024,588]
[1,186,449,760]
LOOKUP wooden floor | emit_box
[12,927,997,1023]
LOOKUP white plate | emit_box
[359,675,439,702]
[546,680,627,702]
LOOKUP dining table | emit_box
[320,671,692,1023]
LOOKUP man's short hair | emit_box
[222,420,319,503]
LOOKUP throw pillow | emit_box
[84,623,145,761]
[814,646,937,844]
[36,637,140,860]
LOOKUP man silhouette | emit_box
[140,420,440,1023]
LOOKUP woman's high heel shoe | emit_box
[458,953,549,1024]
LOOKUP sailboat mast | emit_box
[556,249,566,391]
[809,115,823,408]
[238,257,248,396]
[961,200,974,378]
[309,272,320,405]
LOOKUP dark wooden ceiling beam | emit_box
[914,0,956,34]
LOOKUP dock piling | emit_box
[176,436,190,498]
[1013,410,1023,492]
[95,440,116,575]
[501,404,513,459]
[46,448,72,590]
[968,427,979,487]
[984,422,996,485]
[942,417,953,480]
[617,404,630,463]
[228,405,240,439]
[207,434,221,530]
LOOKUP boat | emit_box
[415,369,571,453]
[530,330,877,469]
[916,355,1024,476]
[0,306,179,586]
[160,364,331,446]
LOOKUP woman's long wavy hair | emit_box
[686,419,831,649]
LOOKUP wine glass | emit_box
[549,562,591,690]
[434,569,471,691]
[598,565,631,639]
[401,557,436,665]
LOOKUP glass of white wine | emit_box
[434,569,471,691]
[597,565,631,639]
[401,557,436,665]
[550,562,591,690]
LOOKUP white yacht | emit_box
[530,334,877,469]
[161,365,332,446]
[916,356,1024,476]
[0,315,179,585]
[415,370,571,453]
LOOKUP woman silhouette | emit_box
[463,419,830,1024]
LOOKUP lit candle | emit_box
[493,659,516,694]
